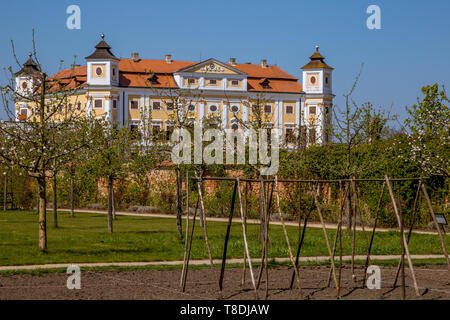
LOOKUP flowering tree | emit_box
[405,84,449,177]
[0,40,94,251]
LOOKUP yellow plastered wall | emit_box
[128,95,141,120]
[282,101,296,124]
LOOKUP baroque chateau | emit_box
[14,34,334,145]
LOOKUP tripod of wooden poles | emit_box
[178,175,450,300]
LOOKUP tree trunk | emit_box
[70,173,74,218]
[176,168,183,239]
[38,177,47,251]
[3,172,7,211]
[112,184,116,220]
[52,173,57,228]
[107,176,114,233]
[259,176,266,244]
[346,181,353,230]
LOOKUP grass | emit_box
[0,210,449,268]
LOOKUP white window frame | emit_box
[152,101,162,111]
[208,103,219,113]
[93,99,103,109]
[129,100,139,110]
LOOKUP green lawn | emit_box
[0,210,448,266]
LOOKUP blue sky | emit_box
[1,0,449,124]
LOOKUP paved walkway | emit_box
[57,208,439,235]
[0,254,446,271]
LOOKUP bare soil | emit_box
[0,265,449,300]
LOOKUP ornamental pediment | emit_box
[176,58,246,76]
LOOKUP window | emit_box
[209,105,218,112]
[68,103,73,113]
[152,101,161,111]
[230,105,239,113]
[285,105,294,114]
[187,104,196,112]
[231,80,239,86]
[325,77,329,85]
[112,100,117,109]
[309,106,316,115]
[112,67,116,77]
[230,119,239,130]
[152,122,162,139]
[209,79,217,85]
[94,99,103,109]
[77,102,82,111]
[95,67,103,76]
[130,121,141,140]
[166,123,174,141]
[251,104,258,114]
[166,102,174,111]
[58,104,63,113]
[20,108,27,116]
[188,78,196,85]
[264,104,272,114]
[285,127,295,144]
[22,82,28,90]
[310,76,316,84]
[130,100,139,110]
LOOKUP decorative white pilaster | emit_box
[199,102,205,122]
[222,102,228,130]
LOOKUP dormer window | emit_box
[260,78,270,89]
[149,74,159,84]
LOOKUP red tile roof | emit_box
[48,59,303,93]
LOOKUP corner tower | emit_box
[85,33,119,87]
[301,45,334,144]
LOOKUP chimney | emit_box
[131,52,140,62]
[229,57,236,66]
[261,59,267,68]
[165,54,172,64]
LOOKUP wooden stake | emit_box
[180,196,199,292]
[327,183,349,287]
[311,182,340,297]
[274,176,302,295]
[393,180,421,287]
[257,182,274,289]
[236,177,258,299]
[385,175,420,297]
[218,180,238,294]
[420,181,450,277]
[363,181,386,283]
[180,172,190,288]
